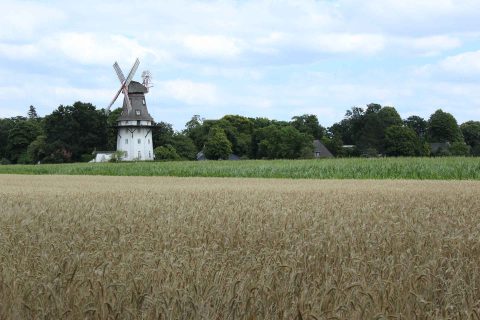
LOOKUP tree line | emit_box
[1,102,479,164]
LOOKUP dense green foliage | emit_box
[154,145,181,161]
[255,125,312,159]
[1,102,479,164]
[203,126,232,160]
[384,126,420,156]
[460,121,480,156]
[1,158,479,180]
[43,102,108,162]
[427,109,463,143]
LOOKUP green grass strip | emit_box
[1,157,480,180]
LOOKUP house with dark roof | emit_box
[430,142,450,154]
[196,151,240,161]
[313,140,333,158]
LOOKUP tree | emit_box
[7,119,42,163]
[291,114,325,139]
[26,135,47,163]
[44,102,107,162]
[377,107,403,128]
[184,115,207,150]
[255,125,313,159]
[204,126,232,160]
[328,119,354,145]
[343,106,366,144]
[27,105,38,120]
[154,144,181,161]
[222,115,254,134]
[106,108,122,150]
[460,121,480,156]
[357,105,402,154]
[170,134,197,160]
[0,118,14,159]
[330,104,402,153]
[152,121,175,147]
[384,126,420,156]
[220,115,254,157]
[427,109,463,143]
[449,141,470,156]
[250,117,273,130]
[404,115,427,137]
[322,135,343,157]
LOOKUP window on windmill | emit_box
[125,138,128,144]
[142,99,145,105]
[138,138,141,144]
[135,109,141,116]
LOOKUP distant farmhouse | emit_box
[313,140,333,158]
[430,142,450,154]
[196,151,240,161]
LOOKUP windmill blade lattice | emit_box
[113,62,126,83]
[106,58,140,112]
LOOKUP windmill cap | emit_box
[128,81,148,93]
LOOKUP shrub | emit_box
[154,145,181,161]
[109,150,126,162]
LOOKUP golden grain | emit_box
[1,175,480,319]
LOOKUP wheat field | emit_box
[1,175,480,319]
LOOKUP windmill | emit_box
[107,58,140,112]
[106,58,155,161]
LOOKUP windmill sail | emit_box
[106,58,140,112]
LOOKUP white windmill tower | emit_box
[107,58,155,161]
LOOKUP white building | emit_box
[116,81,154,161]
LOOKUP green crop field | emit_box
[0,157,480,179]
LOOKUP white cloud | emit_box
[0,2,65,41]
[439,50,480,75]
[357,0,458,17]
[157,80,219,105]
[311,33,385,55]
[393,35,461,56]
[0,86,24,101]
[1,0,480,128]
[252,32,386,56]
[48,86,112,104]
[197,66,263,80]
[343,0,480,34]
[182,35,243,59]
[49,33,165,65]
[0,43,39,60]
[416,50,480,80]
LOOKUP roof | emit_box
[128,81,148,94]
[117,81,154,122]
[430,142,450,153]
[196,151,207,161]
[196,151,240,161]
[313,140,334,158]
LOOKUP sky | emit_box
[0,0,479,131]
